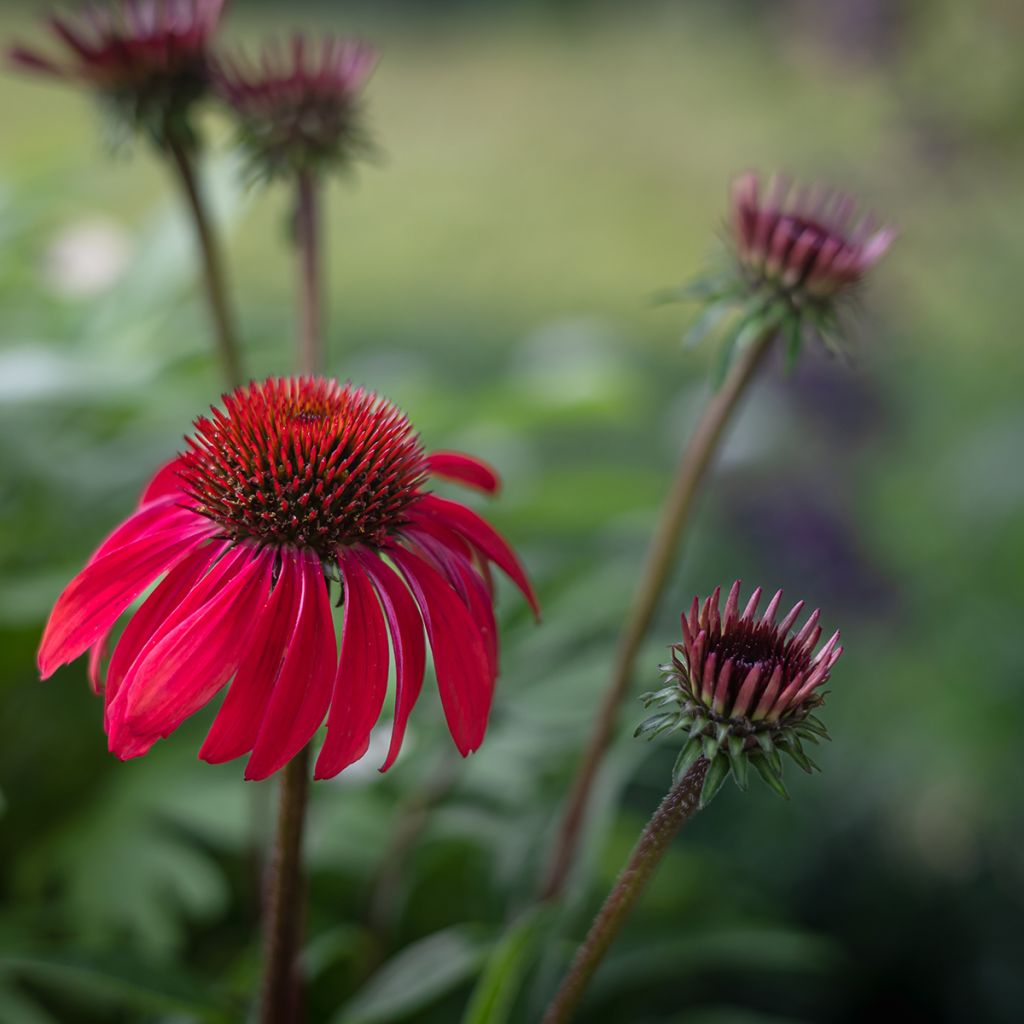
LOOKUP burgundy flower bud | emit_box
[7,0,227,147]
[212,35,377,181]
[637,581,841,805]
[730,172,894,302]
[671,171,894,381]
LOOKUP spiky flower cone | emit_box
[7,0,227,147]
[672,172,894,383]
[213,35,377,182]
[637,581,842,806]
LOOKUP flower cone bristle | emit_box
[637,581,841,806]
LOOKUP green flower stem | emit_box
[540,330,775,902]
[259,746,311,1024]
[541,758,710,1024]
[296,171,322,377]
[166,137,244,388]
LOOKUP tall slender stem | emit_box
[296,171,322,377]
[166,137,243,388]
[540,332,775,901]
[260,746,311,1024]
[542,758,709,1024]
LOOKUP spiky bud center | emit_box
[179,378,427,559]
[637,582,842,805]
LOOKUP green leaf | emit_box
[0,951,230,1022]
[726,734,749,790]
[683,299,737,349]
[749,753,789,800]
[334,927,490,1024]
[699,754,731,808]
[462,908,552,1024]
[672,735,705,783]
[634,711,678,740]
[755,732,783,775]
[780,736,819,774]
[783,313,804,371]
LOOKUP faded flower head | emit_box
[637,581,841,806]
[39,377,538,781]
[213,35,377,181]
[7,0,227,146]
[672,171,894,382]
[730,173,894,302]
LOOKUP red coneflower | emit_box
[213,35,377,181]
[39,377,538,781]
[638,580,841,805]
[7,0,227,144]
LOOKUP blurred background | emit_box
[1,0,1023,1021]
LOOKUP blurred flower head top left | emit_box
[7,0,228,148]
[38,377,539,780]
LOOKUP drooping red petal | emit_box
[87,501,194,566]
[356,550,426,772]
[200,549,302,765]
[87,632,110,694]
[38,514,215,678]
[138,456,187,506]
[245,551,337,781]
[111,546,273,746]
[427,452,500,495]
[388,545,492,757]
[104,541,227,719]
[407,530,497,678]
[314,549,390,779]
[411,494,539,618]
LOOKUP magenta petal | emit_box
[356,551,426,772]
[389,545,492,757]
[427,452,501,495]
[137,456,187,506]
[408,530,497,678]
[104,541,226,720]
[200,549,302,765]
[314,550,390,779]
[88,632,111,694]
[114,546,273,742]
[412,495,539,618]
[38,514,214,678]
[87,501,194,566]
[245,552,337,781]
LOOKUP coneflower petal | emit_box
[389,545,492,757]
[38,515,215,678]
[357,551,427,773]
[111,546,272,746]
[199,549,303,765]
[104,541,227,715]
[315,550,390,779]
[413,495,539,618]
[427,452,501,495]
[245,552,336,781]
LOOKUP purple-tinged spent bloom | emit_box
[212,35,377,182]
[669,171,894,382]
[637,581,842,806]
[6,0,227,147]
[730,172,895,302]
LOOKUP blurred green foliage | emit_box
[2,1,1023,1021]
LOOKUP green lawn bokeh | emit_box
[1,1,1022,1021]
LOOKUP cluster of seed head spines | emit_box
[731,172,894,302]
[638,581,841,805]
[212,35,376,178]
[179,378,427,559]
